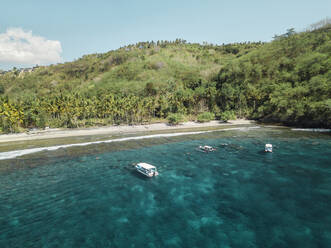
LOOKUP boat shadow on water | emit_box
[127,168,153,180]
[257,150,271,155]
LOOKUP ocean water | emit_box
[0,127,330,248]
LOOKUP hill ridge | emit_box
[0,26,330,132]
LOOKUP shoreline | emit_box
[0,119,254,143]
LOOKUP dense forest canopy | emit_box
[0,22,330,133]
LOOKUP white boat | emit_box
[135,163,159,177]
[265,144,273,152]
[197,145,216,152]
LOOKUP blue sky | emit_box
[0,0,330,70]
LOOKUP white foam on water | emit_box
[0,126,259,160]
[291,128,330,132]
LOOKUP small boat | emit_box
[135,162,159,177]
[197,145,217,152]
[265,144,273,152]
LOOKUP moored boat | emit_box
[265,144,273,152]
[197,145,216,152]
[135,162,159,177]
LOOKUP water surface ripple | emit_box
[0,128,330,247]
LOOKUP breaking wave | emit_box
[291,128,330,133]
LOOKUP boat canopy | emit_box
[137,163,156,170]
[265,144,272,148]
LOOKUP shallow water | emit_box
[0,128,330,247]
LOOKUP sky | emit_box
[0,0,330,70]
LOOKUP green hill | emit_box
[0,25,330,133]
[216,25,331,127]
[1,40,260,97]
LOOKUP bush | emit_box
[62,114,79,128]
[197,112,215,123]
[35,112,48,129]
[220,111,236,122]
[144,82,157,96]
[167,113,184,125]
[0,84,4,94]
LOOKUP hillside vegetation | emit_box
[216,26,331,127]
[0,24,330,133]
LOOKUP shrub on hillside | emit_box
[0,84,4,94]
[167,113,184,125]
[220,111,236,122]
[197,112,215,123]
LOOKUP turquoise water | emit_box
[0,128,330,247]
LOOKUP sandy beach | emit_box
[0,119,254,143]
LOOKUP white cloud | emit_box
[0,27,62,66]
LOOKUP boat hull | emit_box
[135,166,158,177]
